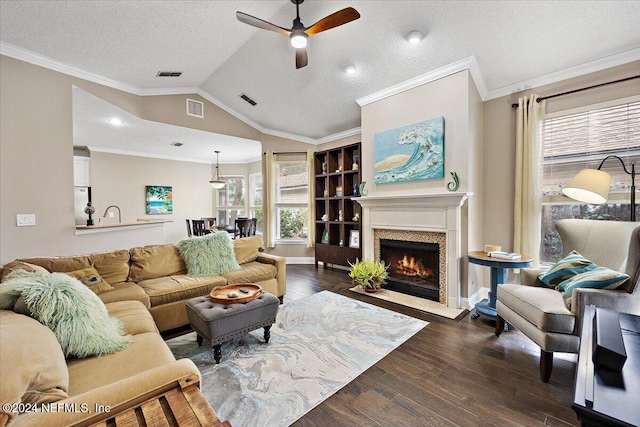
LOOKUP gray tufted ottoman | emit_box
[185,292,279,363]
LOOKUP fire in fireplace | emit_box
[380,239,439,301]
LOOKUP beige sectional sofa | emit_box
[0,235,284,426]
[1,301,202,426]
[1,236,286,333]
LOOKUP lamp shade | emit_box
[561,169,612,204]
[209,150,226,189]
[209,180,225,189]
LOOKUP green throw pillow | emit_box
[538,250,598,286]
[0,270,131,358]
[558,267,629,309]
[176,231,241,277]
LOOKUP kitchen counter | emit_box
[75,219,172,235]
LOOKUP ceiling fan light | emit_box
[407,30,424,44]
[290,33,308,49]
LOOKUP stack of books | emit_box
[487,251,521,260]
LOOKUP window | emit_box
[217,176,245,227]
[249,172,263,233]
[275,160,309,241]
[540,97,640,263]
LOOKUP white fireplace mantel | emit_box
[355,192,472,309]
[354,192,471,210]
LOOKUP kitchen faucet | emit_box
[103,205,122,223]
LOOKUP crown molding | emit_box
[1,42,142,95]
[356,56,483,106]
[316,127,362,144]
[88,146,214,164]
[485,48,640,101]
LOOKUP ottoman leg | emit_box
[213,344,222,364]
[264,325,271,343]
[196,334,203,346]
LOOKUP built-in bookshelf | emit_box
[314,142,362,268]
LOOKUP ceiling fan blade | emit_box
[236,11,291,36]
[305,7,360,36]
[296,49,308,69]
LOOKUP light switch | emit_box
[17,214,36,227]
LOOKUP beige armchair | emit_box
[495,218,640,382]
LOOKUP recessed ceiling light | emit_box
[345,65,356,75]
[407,30,424,44]
[109,118,123,126]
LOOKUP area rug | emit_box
[167,291,427,427]
[349,286,467,320]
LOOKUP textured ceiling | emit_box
[2,0,640,148]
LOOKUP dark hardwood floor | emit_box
[286,265,579,427]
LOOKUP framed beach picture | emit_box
[321,229,329,244]
[146,186,173,214]
[349,230,360,248]
[374,116,445,184]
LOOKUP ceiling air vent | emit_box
[156,71,182,77]
[186,98,204,118]
[240,93,257,106]
[170,142,183,147]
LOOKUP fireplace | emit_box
[380,239,440,301]
[355,193,471,308]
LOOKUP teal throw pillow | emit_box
[0,270,131,358]
[538,250,598,286]
[176,231,241,277]
[558,267,629,308]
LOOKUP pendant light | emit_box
[209,150,226,189]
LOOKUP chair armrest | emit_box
[256,253,286,297]
[10,359,200,427]
[520,268,546,287]
[571,288,640,328]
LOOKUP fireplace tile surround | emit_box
[355,193,472,309]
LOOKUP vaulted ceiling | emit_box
[2,1,639,152]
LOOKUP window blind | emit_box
[542,100,640,197]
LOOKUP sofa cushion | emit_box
[221,261,278,285]
[233,235,264,264]
[98,281,151,309]
[137,275,226,307]
[0,271,131,358]
[129,244,186,282]
[106,301,158,335]
[497,283,575,334]
[558,267,630,308]
[0,311,68,416]
[0,260,48,282]
[65,267,114,295]
[89,250,131,284]
[176,232,241,277]
[66,332,176,396]
[17,254,91,274]
[538,250,598,286]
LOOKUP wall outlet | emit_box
[17,214,36,226]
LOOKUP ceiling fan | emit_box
[236,0,360,69]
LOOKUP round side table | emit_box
[467,251,534,321]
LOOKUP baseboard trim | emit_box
[285,257,315,265]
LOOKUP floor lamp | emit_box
[562,155,636,221]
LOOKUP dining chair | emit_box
[185,219,192,237]
[234,218,254,239]
[191,219,209,236]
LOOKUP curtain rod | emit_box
[510,75,640,108]
[263,151,308,155]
